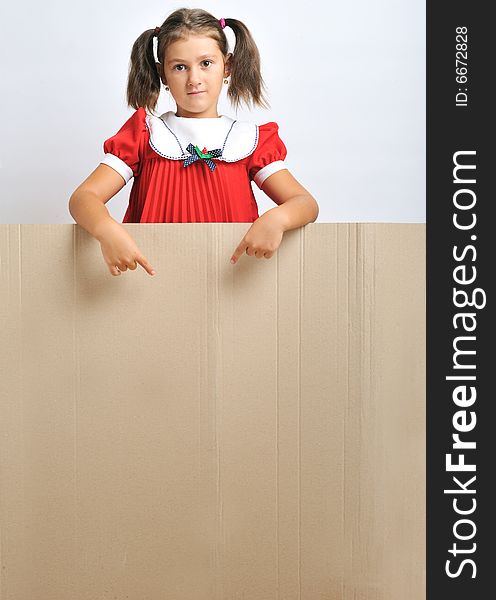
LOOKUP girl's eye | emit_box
[173,65,186,71]
[202,60,212,67]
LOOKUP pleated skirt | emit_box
[122,156,260,223]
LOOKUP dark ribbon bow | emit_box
[183,143,222,172]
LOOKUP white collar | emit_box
[145,111,259,162]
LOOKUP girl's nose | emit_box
[187,68,202,87]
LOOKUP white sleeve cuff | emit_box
[253,160,287,189]
[100,153,134,184]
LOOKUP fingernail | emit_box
[151,271,156,275]
[230,258,235,264]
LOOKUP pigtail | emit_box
[127,29,162,114]
[224,18,269,110]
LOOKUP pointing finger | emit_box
[136,255,156,276]
[230,241,248,264]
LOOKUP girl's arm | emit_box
[69,165,156,277]
[69,164,125,239]
[259,169,319,230]
[230,170,319,264]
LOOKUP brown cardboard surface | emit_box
[0,224,425,600]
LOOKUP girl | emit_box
[68,8,319,277]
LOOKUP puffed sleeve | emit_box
[247,122,288,189]
[100,107,148,184]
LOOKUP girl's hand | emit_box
[230,210,286,264]
[95,220,156,277]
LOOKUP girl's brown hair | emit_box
[127,8,269,114]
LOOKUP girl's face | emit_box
[162,34,230,118]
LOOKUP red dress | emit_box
[100,107,288,223]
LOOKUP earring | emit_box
[223,78,229,85]
[165,85,169,91]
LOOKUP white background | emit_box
[0,0,425,223]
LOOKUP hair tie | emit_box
[219,18,226,29]
[152,28,161,64]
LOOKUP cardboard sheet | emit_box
[0,223,425,599]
